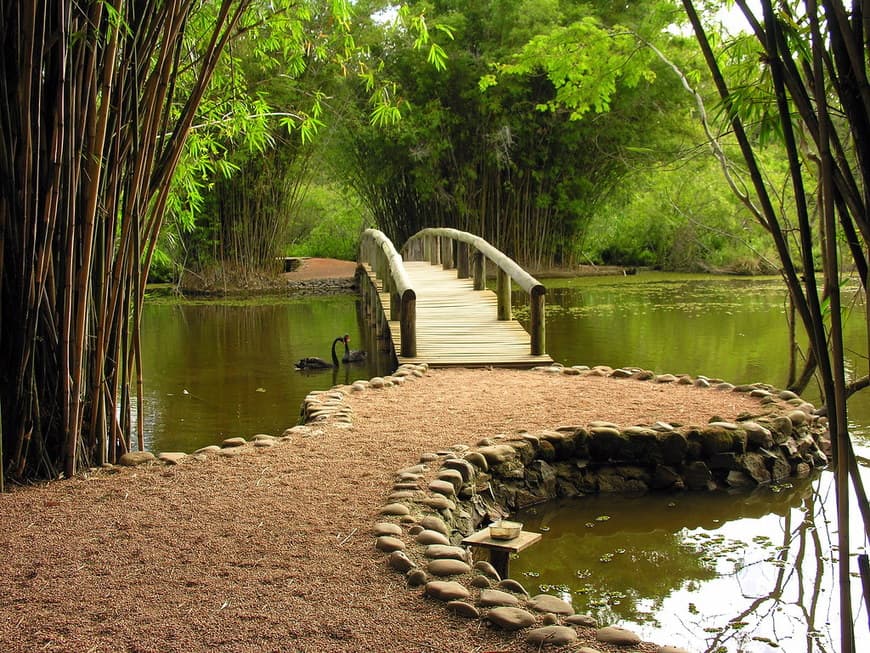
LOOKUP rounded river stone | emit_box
[157,452,186,464]
[463,451,488,471]
[428,479,456,496]
[436,468,464,491]
[388,490,418,501]
[380,503,410,516]
[425,545,467,560]
[373,522,402,537]
[479,589,520,607]
[119,451,155,466]
[497,579,528,595]
[529,594,574,615]
[416,529,450,545]
[487,607,537,631]
[442,458,475,481]
[424,580,470,601]
[375,536,405,553]
[420,515,449,536]
[427,559,471,576]
[407,569,428,587]
[388,551,416,572]
[470,575,492,589]
[473,560,501,581]
[477,444,516,465]
[565,614,598,628]
[596,625,642,645]
[526,625,578,646]
[419,495,455,511]
[446,600,480,619]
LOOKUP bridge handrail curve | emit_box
[358,229,417,357]
[403,227,546,356]
[405,227,544,296]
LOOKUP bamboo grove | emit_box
[0,0,252,483]
[683,1,869,650]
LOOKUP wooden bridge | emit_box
[357,228,553,368]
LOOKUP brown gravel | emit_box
[0,368,772,653]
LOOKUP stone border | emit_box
[120,362,827,652]
[298,362,827,653]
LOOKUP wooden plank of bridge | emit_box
[377,261,554,368]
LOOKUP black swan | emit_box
[295,336,343,370]
[342,334,367,363]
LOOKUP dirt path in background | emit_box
[282,257,357,281]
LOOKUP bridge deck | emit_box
[375,261,553,368]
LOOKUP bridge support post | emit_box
[496,268,511,320]
[400,292,416,357]
[530,289,546,356]
[431,236,441,265]
[369,276,380,322]
[472,250,485,290]
[389,284,401,321]
[441,238,453,269]
[457,243,469,279]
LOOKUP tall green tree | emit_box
[340,1,694,267]
[170,1,350,282]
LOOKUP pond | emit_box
[139,294,396,453]
[138,273,869,652]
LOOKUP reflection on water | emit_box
[137,295,395,453]
[513,473,869,652]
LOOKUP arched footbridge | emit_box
[358,228,554,368]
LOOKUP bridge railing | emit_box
[358,228,417,357]
[403,227,546,355]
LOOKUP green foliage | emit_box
[584,153,779,273]
[287,184,371,259]
[157,0,458,281]
[335,0,711,268]
[490,17,655,120]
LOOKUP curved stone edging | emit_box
[131,362,823,652]
[296,362,826,653]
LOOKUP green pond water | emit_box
[139,293,397,453]
[139,273,870,652]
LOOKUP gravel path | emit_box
[0,366,769,653]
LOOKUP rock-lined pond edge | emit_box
[121,362,827,652]
[299,362,826,652]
